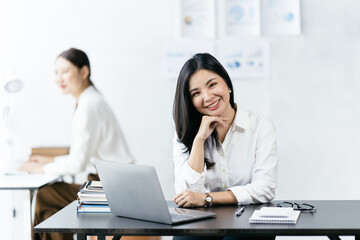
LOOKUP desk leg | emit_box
[355,235,360,240]
[327,236,341,240]
[29,190,34,239]
[77,233,86,240]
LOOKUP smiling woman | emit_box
[55,48,94,98]
[172,53,278,240]
[18,48,134,240]
[188,69,233,120]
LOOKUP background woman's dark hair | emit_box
[173,53,236,168]
[57,48,95,87]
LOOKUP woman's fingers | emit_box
[174,191,191,207]
[173,192,184,204]
[197,116,230,141]
[173,190,204,208]
[202,116,228,131]
[28,155,38,162]
[216,117,229,128]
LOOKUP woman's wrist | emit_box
[194,135,206,145]
[187,137,206,173]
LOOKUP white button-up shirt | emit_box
[173,107,278,205]
[44,86,134,176]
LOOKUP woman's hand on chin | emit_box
[196,115,229,141]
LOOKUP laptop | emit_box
[94,160,216,225]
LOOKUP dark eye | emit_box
[210,82,217,88]
[191,92,200,98]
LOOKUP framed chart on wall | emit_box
[180,0,216,38]
[217,39,270,78]
[164,41,215,78]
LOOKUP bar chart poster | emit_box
[217,40,270,78]
[164,41,215,78]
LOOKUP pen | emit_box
[235,207,245,217]
[78,181,87,191]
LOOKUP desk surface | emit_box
[0,174,61,190]
[35,200,360,237]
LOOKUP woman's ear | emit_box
[80,66,90,80]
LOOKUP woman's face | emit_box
[188,69,232,117]
[55,57,87,97]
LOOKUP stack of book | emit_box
[77,180,110,213]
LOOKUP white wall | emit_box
[1,0,360,239]
[271,1,360,200]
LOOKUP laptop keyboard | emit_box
[171,213,195,222]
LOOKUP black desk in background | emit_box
[35,200,360,240]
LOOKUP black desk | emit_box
[35,200,360,240]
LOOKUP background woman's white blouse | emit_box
[44,86,134,176]
[173,107,278,205]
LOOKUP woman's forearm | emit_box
[210,191,238,205]
[187,137,206,173]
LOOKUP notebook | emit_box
[94,160,216,225]
[249,207,301,224]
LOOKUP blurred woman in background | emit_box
[19,48,134,240]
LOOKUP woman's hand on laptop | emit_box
[174,190,205,208]
[18,162,45,174]
[28,155,54,164]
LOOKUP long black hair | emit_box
[173,53,236,168]
[57,48,95,88]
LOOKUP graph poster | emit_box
[181,0,216,38]
[164,42,215,78]
[225,0,261,36]
[217,40,270,78]
[261,0,301,35]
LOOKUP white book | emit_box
[249,207,301,224]
[77,204,111,213]
[258,207,294,217]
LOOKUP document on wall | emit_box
[261,0,301,35]
[225,0,261,36]
[180,0,216,38]
[217,39,269,78]
[164,41,215,78]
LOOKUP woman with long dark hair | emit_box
[172,53,277,240]
[19,48,134,240]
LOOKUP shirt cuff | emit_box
[182,162,207,185]
[43,155,67,174]
[227,186,253,205]
[43,162,60,174]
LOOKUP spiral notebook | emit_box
[249,207,301,224]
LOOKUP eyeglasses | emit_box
[276,201,317,213]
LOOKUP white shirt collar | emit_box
[77,85,96,104]
[232,107,250,131]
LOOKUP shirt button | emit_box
[222,168,226,173]
[219,151,224,156]
[223,185,228,189]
